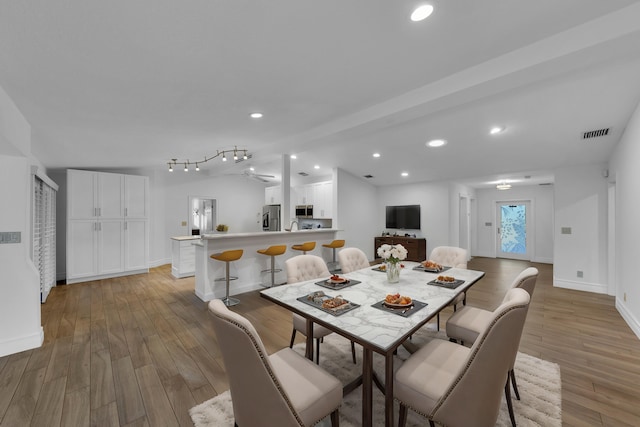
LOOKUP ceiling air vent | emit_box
[363,174,374,179]
[298,172,309,177]
[582,128,610,139]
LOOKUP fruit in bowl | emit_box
[422,260,443,270]
[329,274,347,283]
[385,293,412,306]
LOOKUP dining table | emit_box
[260,260,485,427]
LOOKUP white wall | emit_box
[609,97,640,338]
[335,169,378,260]
[0,86,43,356]
[553,164,609,293]
[377,181,450,256]
[475,184,554,263]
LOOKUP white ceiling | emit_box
[2,1,640,189]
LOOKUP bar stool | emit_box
[322,239,345,272]
[210,249,243,306]
[291,241,316,254]
[257,245,287,288]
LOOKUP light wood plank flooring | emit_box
[1,258,639,426]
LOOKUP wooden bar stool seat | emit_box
[322,239,345,272]
[257,245,287,288]
[210,249,243,306]
[291,241,316,254]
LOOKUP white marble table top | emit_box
[261,261,485,353]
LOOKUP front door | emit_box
[496,201,531,260]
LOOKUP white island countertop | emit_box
[201,228,339,239]
[194,228,341,301]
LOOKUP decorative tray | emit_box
[427,278,464,289]
[413,265,451,273]
[314,278,361,290]
[371,299,428,317]
[297,292,360,316]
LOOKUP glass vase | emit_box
[386,261,400,283]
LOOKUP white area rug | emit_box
[190,329,561,426]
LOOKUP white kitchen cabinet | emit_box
[67,169,149,284]
[68,169,123,219]
[313,181,333,219]
[124,175,148,218]
[125,219,148,271]
[264,185,281,205]
[171,237,198,278]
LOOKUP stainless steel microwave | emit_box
[295,205,313,218]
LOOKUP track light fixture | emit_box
[166,146,249,172]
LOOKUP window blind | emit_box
[32,173,57,302]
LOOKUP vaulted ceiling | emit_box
[2,1,640,188]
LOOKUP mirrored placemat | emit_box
[314,279,361,290]
[426,279,464,289]
[371,300,428,317]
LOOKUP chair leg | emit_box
[505,376,517,427]
[330,409,339,427]
[350,341,356,364]
[289,329,296,348]
[436,312,440,331]
[398,403,408,427]
[429,420,436,427]
[510,369,521,400]
[315,338,321,364]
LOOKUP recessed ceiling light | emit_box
[401,172,409,177]
[314,165,320,169]
[426,139,447,148]
[490,126,505,135]
[290,154,297,159]
[411,4,434,21]
[250,112,263,119]
[249,167,255,171]
[373,153,381,158]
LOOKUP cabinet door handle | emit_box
[125,207,128,217]
[124,222,128,231]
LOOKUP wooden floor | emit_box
[1,257,639,426]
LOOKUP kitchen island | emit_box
[194,229,340,301]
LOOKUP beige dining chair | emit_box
[445,266,538,426]
[285,254,356,364]
[428,246,468,329]
[395,288,531,427]
[337,247,370,273]
[208,299,342,427]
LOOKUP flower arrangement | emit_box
[377,244,408,264]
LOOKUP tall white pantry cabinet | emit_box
[66,169,149,284]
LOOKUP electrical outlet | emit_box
[577,270,583,278]
[181,221,187,226]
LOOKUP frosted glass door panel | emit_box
[496,202,530,261]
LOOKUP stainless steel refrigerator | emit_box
[262,204,281,231]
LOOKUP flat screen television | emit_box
[385,205,421,229]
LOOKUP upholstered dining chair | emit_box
[445,266,538,426]
[428,246,468,329]
[395,288,531,427]
[208,299,342,427]
[337,247,370,273]
[285,254,356,364]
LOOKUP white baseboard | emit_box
[533,256,553,264]
[553,277,608,294]
[149,258,171,268]
[0,327,44,358]
[616,300,640,340]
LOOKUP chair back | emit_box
[429,246,468,268]
[510,266,538,297]
[432,288,530,427]
[208,299,303,426]
[286,254,331,283]
[338,247,370,273]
